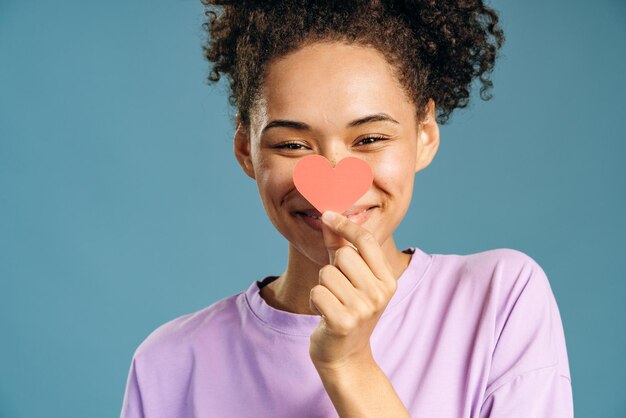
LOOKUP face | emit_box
[234,41,439,266]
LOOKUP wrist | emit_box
[312,350,377,377]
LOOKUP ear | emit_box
[414,98,440,173]
[233,113,256,180]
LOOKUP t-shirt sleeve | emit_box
[478,251,574,418]
[119,355,145,418]
[479,365,573,417]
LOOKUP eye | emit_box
[273,135,388,151]
[357,135,388,145]
[274,141,307,150]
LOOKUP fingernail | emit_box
[322,211,337,224]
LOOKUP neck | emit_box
[260,236,412,315]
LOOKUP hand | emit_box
[308,210,398,372]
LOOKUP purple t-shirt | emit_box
[120,247,573,417]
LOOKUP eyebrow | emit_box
[260,112,400,135]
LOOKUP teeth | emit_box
[298,207,373,221]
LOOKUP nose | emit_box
[317,143,351,168]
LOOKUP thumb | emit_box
[321,211,351,265]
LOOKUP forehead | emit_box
[257,42,411,130]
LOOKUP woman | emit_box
[120,1,573,417]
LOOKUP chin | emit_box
[291,240,333,266]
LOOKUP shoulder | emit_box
[121,291,248,410]
[432,247,561,358]
[432,247,553,298]
[132,292,243,364]
[458,247,556,328]
[462,247,547,280]
[459,248,570,384]
[472,247,554,309]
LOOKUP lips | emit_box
[293,205,378,232]
[295,208,323,218]
[292,204,379,234]
[293,204,377,218]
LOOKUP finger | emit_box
[321,211,393,284]
[332,245,376,292]
[321,218,356,265]
[318,264,360,306]
[310,283,348,320]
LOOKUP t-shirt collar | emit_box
[243,246,433,336]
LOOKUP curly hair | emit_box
[200,0,505,131]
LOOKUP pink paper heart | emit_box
[292,155,373,214]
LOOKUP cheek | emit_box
[372,151,414,191]
[256,162,297,204]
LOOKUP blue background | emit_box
[1,0,625,416]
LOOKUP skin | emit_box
[234,40,439,316]
[233,40,440,417]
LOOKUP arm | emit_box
[479,252,574,417]
[308,212,412,417]
[120,356,145,418]
[314,353,411,418]
[479,366,572,418]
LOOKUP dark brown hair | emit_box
[200,0,505,130]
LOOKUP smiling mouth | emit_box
[293,206,378,231]
[295,212,321,219]
[294,206,377,219]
